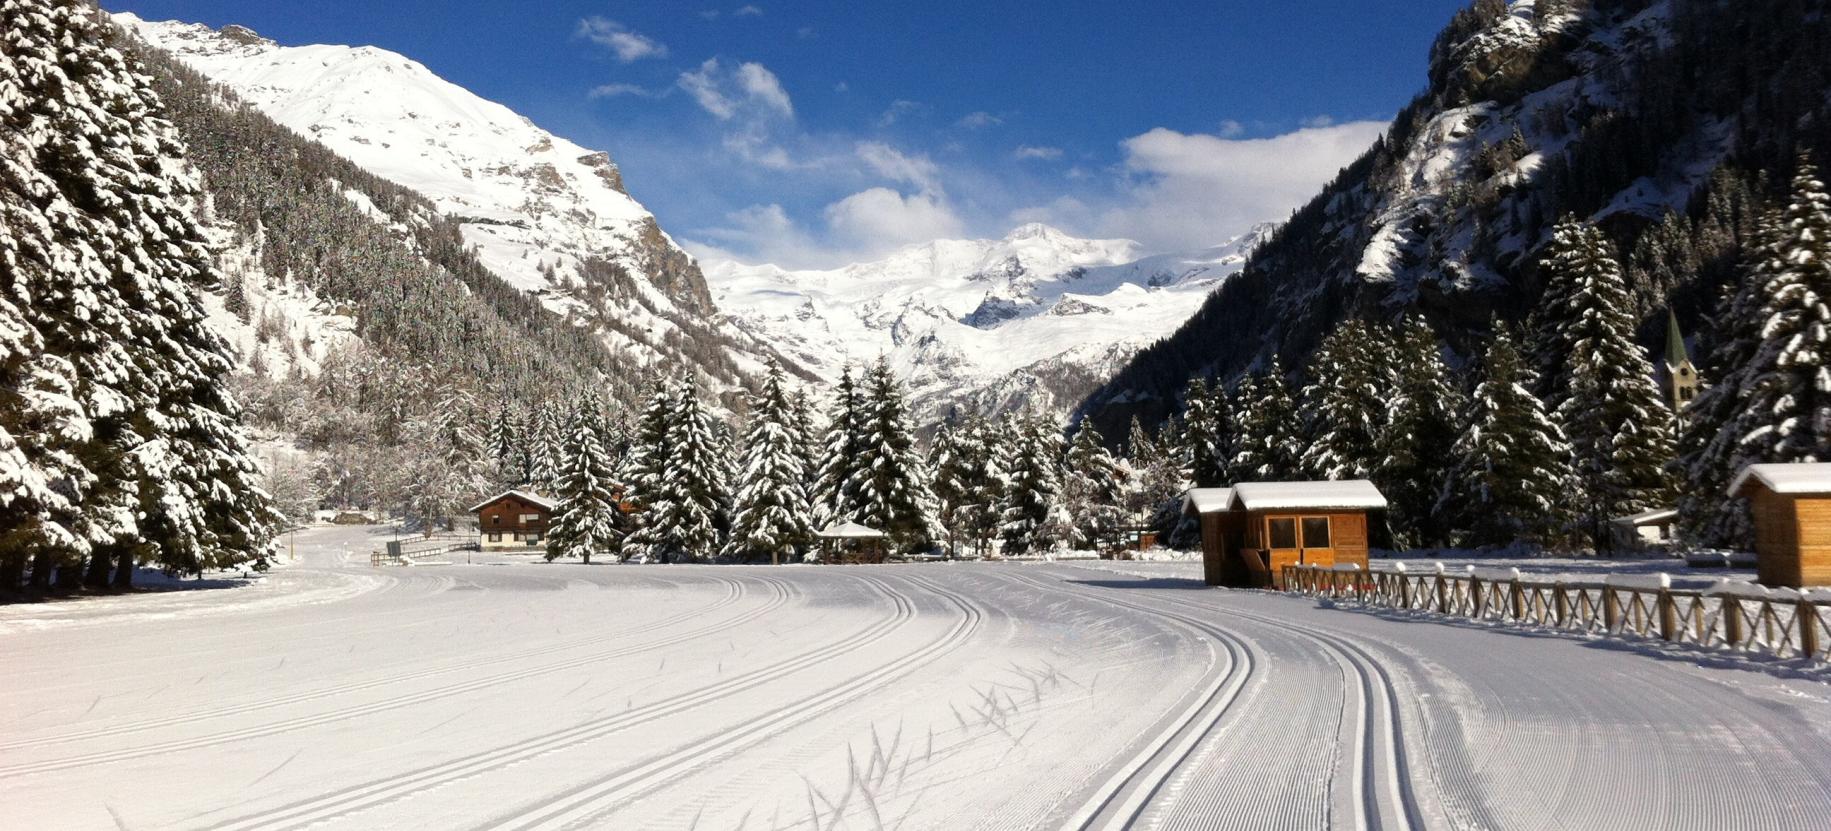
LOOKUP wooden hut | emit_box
[1729,463,1831,588]
[815,521,888,564]
[470,490,555,551]
[1186,481,1385,589]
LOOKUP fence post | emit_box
[1434,563,1447,613]
[1553,581,1570,627]
[1470,566,1484,619]
[1656,573,1678,643]
[1603,579,1621,633]
[1722,581,1744,648]
[1800,600,1821,658]
[1395,562,1410,609]
[1509,568,1525,621]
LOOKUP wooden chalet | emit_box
[1730,463,1831,588]
[470,490,556,551]
[1185,480,1386,589]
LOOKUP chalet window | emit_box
[488,532,502,542]
[513,531,524,541]
[1268,518,1298,549]
[526,532,542,544]
[1302,517,1331,548]
[1681,388,1695,401]
[491,515,501,525]
[520,513,539,523]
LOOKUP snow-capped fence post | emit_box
[1469,566,1484,620]
[1395,562,1410,608]
[1553,581,1570,627]
[1656,573,1678,643]
[1723,586,1744,648]
[1801,600,1821,659]
[1434,563,1447,614]
[1508,568,1525,621]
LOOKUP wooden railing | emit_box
[371,533,477,567]
[1282,563,1831,663]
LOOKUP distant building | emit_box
[470,490,555,551]
[1663,308,1700,413]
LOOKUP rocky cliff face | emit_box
[1082,0,1831,436]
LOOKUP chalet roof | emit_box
[467,489,556,513]
[1612,507,1678,526]
[816,521,885,539]
[1728,463,1831,497]
[1229,480,1387,512]
[1182,488,1235,515]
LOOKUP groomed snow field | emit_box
[4,526,1829,830]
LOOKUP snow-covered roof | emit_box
[1727,463,1831,497]
[1182,488,1234,515]
[1612,508,1678,526]
[467,489,556,513]
[1229,480,1387,512]
[816,521,885,539]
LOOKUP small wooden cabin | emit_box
[1185,481,1386,589]
[1729,463,1831,588]
[470,490,556,551]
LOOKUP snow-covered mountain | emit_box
[118,13,763,386]
[707,223,1269,420]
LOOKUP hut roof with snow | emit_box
[1228,480,1388,512]
[816,521,886,539]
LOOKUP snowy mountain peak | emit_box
[118,11,757,384]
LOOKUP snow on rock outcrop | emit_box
[706,223,1268,421]
[118,13,756,382]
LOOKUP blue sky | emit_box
[112,1,1472,267]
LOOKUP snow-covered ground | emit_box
[4,527,1829,829]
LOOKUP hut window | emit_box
[1302,517,1331,548]
[1268,518,1298,549]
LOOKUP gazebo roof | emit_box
[816,521,886,539]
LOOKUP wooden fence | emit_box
[1282,563,1831,663]
[370,533,477,567]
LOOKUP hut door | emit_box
[1299,516,1333,566]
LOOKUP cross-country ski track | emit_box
[3,526,1829,830]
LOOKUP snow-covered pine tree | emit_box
[1061,421,1126,551]
[1300,320,1394,480]
[1000,411,1062,555]
[3,0,279,588]
[813,366,869,524]
[845,360,938,549]
[728,360,815,564]
[961,415,1009,557]
[631,376,728,563]
[1231,359,1304,481]
[1439,324,1577,549]
[1680,159,1831,546]
[545,404,627,564]
[617,380,673,561]
[526,406,566,492]
[1181,378,1228,488]
[1532,217,1677,548]
[1379,315,1465,547]
[928,418,972,558]
[485,402,523,483]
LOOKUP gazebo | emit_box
[815,521,889,565]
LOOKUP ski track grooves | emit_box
[192,572,935,831]
[0,575,750,752]
[995,571,1257,831]
[482,571,987,831]
[0,574,782,777]
[1146,584,1424,831]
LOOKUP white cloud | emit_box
[957,111,1002,129]
[1301,114,1336,129]
[854,142,941,192]
[698,9,721,20]
[735,4,765,16]
[678,58,793,120]
[876,99,923,128]
[1217,119,1245,138]
[824,188,964,251]
[1014,145,1063,161]
[588,82,653,99]
[1083,121,1386,251]
[575,17,667,63]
